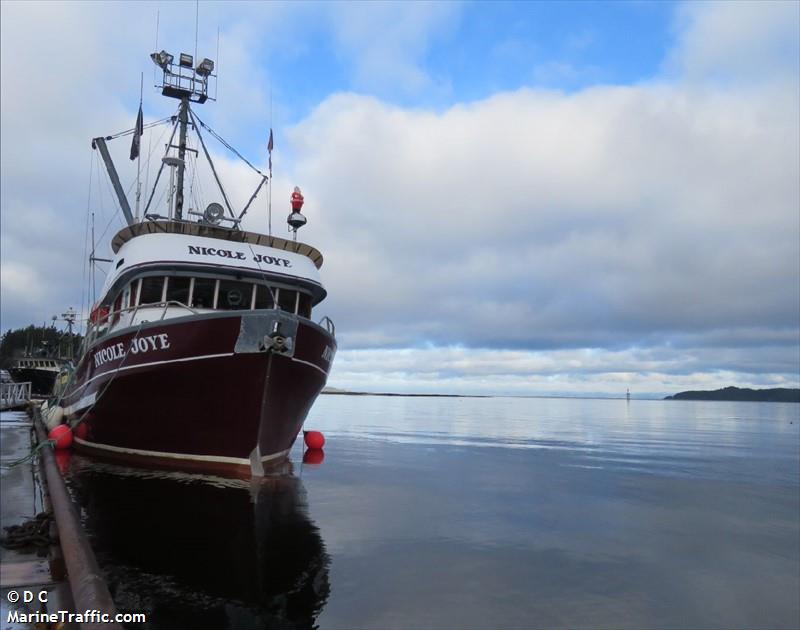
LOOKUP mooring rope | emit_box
[0,511,54,552]
[0,439,54,470]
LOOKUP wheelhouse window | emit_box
[130,279,141,306]
[253,285,275,310]
[111,293,123,324]
[118,273,314,316]
[191,278,216,309]
[298,293,312,318]
[166,276,192,305]
[140,276,165,305]
[277,288,297,313]
[218,280,253,311]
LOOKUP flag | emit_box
[129,104,143,160]
[267,128,273,175]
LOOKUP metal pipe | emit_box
[92,137,135,226]
[33,412,122,629]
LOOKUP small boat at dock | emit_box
[8,356,70,398]
[57,48,336,475]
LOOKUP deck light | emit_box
[179,53,194,68]
[204,202,225,225]
[150,50,174,70]
[196,58,214,77]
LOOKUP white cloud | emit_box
[328,345,799,397]
[288,83,798,352]
[666,0,800,83]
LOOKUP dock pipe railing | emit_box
[33,410,122,629]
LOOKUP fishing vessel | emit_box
[7,312,78,397]
[8,356,70,398]
[57,49,336,475]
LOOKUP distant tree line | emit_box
[665,386,799,403]
[0,325,82,367]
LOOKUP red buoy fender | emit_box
[48,424,73,450]
[304,430,325,450]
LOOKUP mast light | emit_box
[150,50,173,70]
[196,58,215,77]
[203,203,225,225]
[179,53,194,68]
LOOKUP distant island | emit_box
[665,386,799,403]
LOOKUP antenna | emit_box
[154,9,160,85]
[268,88,273,236]
[215,27,220,101]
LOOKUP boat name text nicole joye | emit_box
[93,333,171,368]
[187,245,292,268]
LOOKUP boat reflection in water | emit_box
[66,456,329,629]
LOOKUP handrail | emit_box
[0,381,31,410]
[318,316,335,336]
[87,299,197,344]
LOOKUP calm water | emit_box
[61,396,799,629]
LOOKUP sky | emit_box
[1,1,798,397]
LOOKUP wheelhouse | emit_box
[85,221,329,343]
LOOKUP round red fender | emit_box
[48,424,73,450]
[303,430,325,450]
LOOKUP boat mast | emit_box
[150,50,214,221]
[174,97,189,220]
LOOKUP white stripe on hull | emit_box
[78,351,236,389]
[74,437,291,465]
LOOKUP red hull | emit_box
[61,311,335,475]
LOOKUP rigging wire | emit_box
[142,114,175,214]
[91,156,108,306]
[95,203,124,246]
[101,116,173,141]
[191,111,266,177]
[194,150,207,210]
[80,150,95,336]
[142,116,180,216]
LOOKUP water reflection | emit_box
[67,458,329,629]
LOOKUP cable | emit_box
[191,111,266,177]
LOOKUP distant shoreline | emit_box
[322,390,634,401]
[321,386,800,402]
[664,386,799,403]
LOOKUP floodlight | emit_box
[179,53,194,68]
[150,50,174,69]
[204,203,225,225]
[196,58,214,77]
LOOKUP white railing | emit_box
[0,381,31,410]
